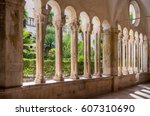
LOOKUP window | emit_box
[129,1,140,26]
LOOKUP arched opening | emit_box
[63,6,78,79]
[79,12,92,78]
[92,16,101,77]
[122,27,129,75]
[23,0,36,82]
[128,29,134,74]
[129,0,140,26]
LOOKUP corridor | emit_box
[96,83,150,99]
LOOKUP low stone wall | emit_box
[0,73,150,99]
[113,73,150,91]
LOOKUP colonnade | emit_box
[118,27,148,76]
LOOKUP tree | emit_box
[63,33,71,58]
[44,25,55,54]
[23,8,28,28]
[23,29,33,55]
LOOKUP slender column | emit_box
[83,30,88,77]
[35,14,46,84]
[82,24,91,78]
[93,26,101,77]
[87,26,91,78]
[143,37,148,72]
[118,31,123,76]
[69,21,79,79]
[128,33,134,74]
[134,32,139,73]
[93,31,98,76]
[103,29,111,77]
[97,29,101,76]
[122,33,128,75]
[139,36,143,72]
[53,18,64,81]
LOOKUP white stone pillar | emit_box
[122,31,128,75]
[69,21,79,79]
[128,31,134,74]
[102,29,111,77]
[93,26,101,78]
[143,36,148,72]
[139,34,143,73]
[134,32,139,73]
[35,14,46,84]
[53,18,64,81]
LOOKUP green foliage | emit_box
[44,26,55,55]
[63,33,71,58]
[23,59,94,78]
[78,40,84,62]
[48,48,55,60]
[23,29,34,58]
[23,8,28,28]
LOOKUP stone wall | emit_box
[0,73,150,99]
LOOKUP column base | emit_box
[84,74,91,79]
[71,74,79,80]
[35,77,45,84]
[102,74,111,77]
[93,73,100,78]
[122,67,128,75]
[53,74,64,81]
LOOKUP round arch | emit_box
[92,16,100,26]
[118,24,122,32]
[102,20,110,31]
[46,0,61,20]
[129,29,134,37]
[64,6,77,23]
[123,27,128,36]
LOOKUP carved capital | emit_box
[52,19,63,29]
[69,21,79,32]
[36,14,46,24]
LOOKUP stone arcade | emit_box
[0,0,150,99]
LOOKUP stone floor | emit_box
[95,83,150,99]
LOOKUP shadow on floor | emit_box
[95,83,150,99]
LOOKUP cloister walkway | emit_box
[95,83,150,99]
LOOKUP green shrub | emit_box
[23,59,94,79]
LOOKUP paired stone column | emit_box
[122,31,128,75]
[128,31,134,74]
[0,0,24,88]
[35,14,46,84]
[93,26,101,77]
[69,21,79,79]
[139,35,143,73]
[102,29,111,77]
[134,32,139,73]
[53,18,64,81]
[143,36,148,72]
[118,31,123,76]
[82,24,91,78]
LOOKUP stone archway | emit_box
[92,16,101,77]
[80,11,91,78]
[64,6,79,79]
